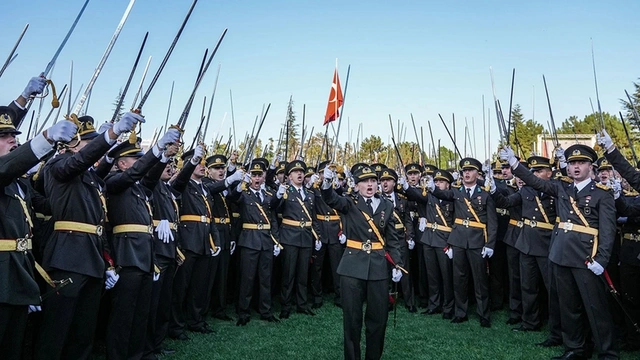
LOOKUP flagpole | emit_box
[332,64,350,161]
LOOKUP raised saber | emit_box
[162,81,175,134]
[230,89,237,149]
[438,113,462,159]
[110,31,148,123]
[129,56,152,111]
[542,75,559,148]
[43,0,90,78]
[202,64,222,144]
[590,38,606,130]
[506,68,515,144]
[0,23,29,79]
[620,111,638,166]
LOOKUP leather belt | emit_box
[281,218,312,228]
[454,218,487,230]
[623,233,640,242]
[242,223,271,230]
[524,219,554,230]
[508,219,524,228]
[152,220,178,230]
[0,238,32,252]
[317,214,340,222]
[425,222,452,232]
[346,239,383,254]
[557,222,598,236]
[55,221,104,236]
[180,215,210,223]
[213,217,231,224]
[112,224,154,234]
[496,208,510,216]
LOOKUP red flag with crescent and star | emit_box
[324,68,344,125]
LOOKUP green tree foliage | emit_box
[510,104,544,157]
[282,96,300,162]
[558,112,636,160]
[359,135,386,163]
[619,79,640,129]
[111,88,125,122]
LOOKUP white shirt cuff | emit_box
[104,131,116,145]
[13,100,26,110]
[29,133,53,160]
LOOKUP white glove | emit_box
[157,128,181,150]
[153,272,160,282]
[45,120,77,143]
[407,239,415,250]
[426,176,435,192]
[230,241,236,255]
[555,147,566,163]
[308,174,320,189]
[338,232,346,244]
[190,144,205,165]
[612,179,622,200]
[272,153,282,167]
[452,172,459,181]
[98,122,113,134]
[418,218,427,232]
[113,112,144,135]
[105,269,119,290]
[243,172,252,183]
[210,247,221,257]
[499,146,518,168]
[323,166,334,180]
[391,268,402,283]
[445,247,453,260]
[155,219,174,243]
[225,170,243,186]
[482,161,491,176]
[587,260,604,276]
[277,184,287,199]
[22,76,47,98]
[315,240,322,251]
[398,176,409,191]
[485,173,496,194]
[273,245,281,257]
[481,247,494,258]
[28,305,42,314]
[597,129,614,153]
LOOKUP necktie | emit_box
[466,188,471,199]
[366,198,373,213]
[255,191,262,203]
[299,188,304,200]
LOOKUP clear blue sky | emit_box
[1,0,638,158]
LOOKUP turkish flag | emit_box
[324,68,344,125]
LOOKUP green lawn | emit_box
[162,302,568,360]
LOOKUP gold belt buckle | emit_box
[516,221,523,228]
[96,225,104,236]
[324,215,330,222]
[362,240,372,254]
[529,220,537,228]
[219,217,227,224]
[300,220,306,228]
[200,215,207,223]
[148,225,154,234]
[430,223,438,231]
[16,238,28,252]
[497,208,505,215]
[462,219,470,227]
[257,223,264,230]
[171,223,178,231]
[563,223,573,232]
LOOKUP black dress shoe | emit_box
[505,318,521,325]
[261,315,280,323]
[236,318,249,326]
[421,308,441,315]
[154,347,176,355]
[536,339,562,347]
[450,316,468,324]
[551,351,587,360]
[406,306,418,313]
[169,332,190,341]
[311,302,323,309]
[480,318,491,328]
[213,314,234,321]
[189,324,215,334]
[279,311,290,319]
[297,308,316,316]
[442,312,453,320]
[512,325,540,332]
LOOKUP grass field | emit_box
[161,300,570,360]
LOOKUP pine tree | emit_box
[111,88,125,122]
[283,96,300,161]
[619,79,640,129]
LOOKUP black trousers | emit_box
[519,253,549,329]
[0,303,28,360]
[237,246,273,319]
[341,275,388,360]
[551,263,618,359]
[310,242,344,306]
[280,245,312,312]
[169,250,209,335]
[198,252,221,320]
[423,244,454,315]
[210,249,231,317]
[398,244,414,308]
[35,270,102,360]
[620,263,640,344]
[143,256,175,359]
[452,246,490,320]
[488,240,507,310]
[505,244,522,321]
[106,267,153,360]
[413,235,429,307]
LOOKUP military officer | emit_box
[321,164,404,360]
[502,144,618,359]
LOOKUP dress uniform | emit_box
[506,144,618,359]
[380,168,416,312]
[404,163,428,308]
[104,132,176,360]
[0,109,68,360]
[275,160,320,318]
[310,160,345,308]
[228,159,281,325]
[431,158,498,327]
[36,117,120,360]
[402,169,455,318]
[321,165,404,360]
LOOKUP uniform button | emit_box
[570,211,573,214]
[535,208,538,211]
[590,240,593,243]
[368,229,372,233]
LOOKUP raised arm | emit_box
[321,185,352,214]
[490,189,522,209]
[605,148,640,192]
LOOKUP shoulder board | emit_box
[595,183,611,191]
[481,185,491,193]
[624,189,640,197]
[560,176,574,184]
[452,183,462,189]
[397,193,407,199]
[265,191,273,196]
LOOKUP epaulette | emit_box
[506,179,517,189]
[560,176,573,184]
[397,193,407,200]
[452,183,462,189]
[595,183,611,191]
[482,185,491,193]
[624,189,640,197]
[265,191,273,197]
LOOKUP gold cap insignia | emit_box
[602,160,609,166]
[410,166,416,170]
[436,171,441,177]
[464,160,470,166]
[253,164,260,169]
[383,171,389,177]
[0,113,12,125]
[531,159,538,165]
[362,167,372,174]
[573,150,580,156]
